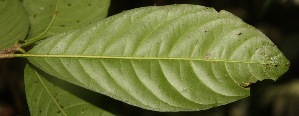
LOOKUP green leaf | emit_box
[0,0,29,50]
[24,65,114,116]
[22,0,110,39]
[24,4,289,111]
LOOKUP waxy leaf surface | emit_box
[26,5,289,111]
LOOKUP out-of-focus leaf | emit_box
[24,4,289,111]
[22,0,110,39]
[259,79,299,116]
[24,65,114,116]
[0,0,29,50]
[281,33,299,62]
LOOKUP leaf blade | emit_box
[23,0,110,39]
[0,0,29,50]
[24,65,114,116]
[26,4,289,111]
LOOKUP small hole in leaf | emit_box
[239,82,251,89]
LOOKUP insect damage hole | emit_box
[238,82,251,90]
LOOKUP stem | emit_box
[0,54,14,59]
[0,45,25,59]
[0,44,21,54]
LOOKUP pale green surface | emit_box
[26,5,289,111]
[23,0,110,39]
[0,0,29,50]
[24,65,114,116]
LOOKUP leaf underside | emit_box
[0,0,29,50]
[24,65,114,116]
[26,4,289,111]
[22,0,110,39]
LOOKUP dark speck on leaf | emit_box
[57,111,61,113]
[76,20,80,23]
[88,3,92,6]
[33,14,37,18]
[67,3,71,6]
[60,25,66,27]
[238,33,242,35]
[82,108,87,111]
